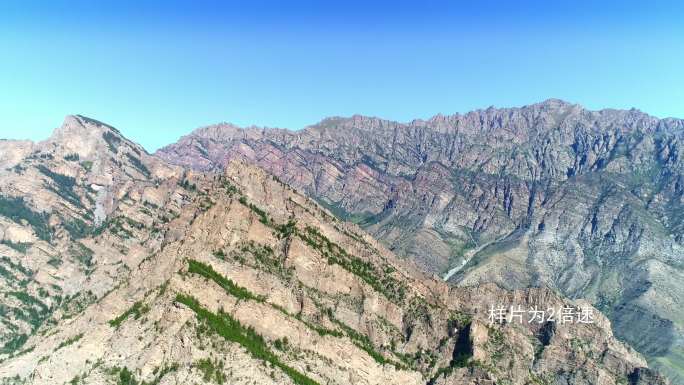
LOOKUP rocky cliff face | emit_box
[0,116,668,384]
[156,99,684,383]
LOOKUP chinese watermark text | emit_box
[487,305,594,324]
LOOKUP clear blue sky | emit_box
[1,0,683,151]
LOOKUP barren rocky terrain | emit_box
[0,115,671,384]
[156,99,684,382]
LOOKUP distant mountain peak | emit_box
[536,98,576,107]
[51,115,117,143]
[48,115,148,159]
[56,114,119,136]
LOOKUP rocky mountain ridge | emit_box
[0,114,669,384]
[156,99,684,383]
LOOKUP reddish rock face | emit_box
[156,99,684,382]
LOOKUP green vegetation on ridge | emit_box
[175,294,321,385]
[187,259,265,302]
[298,226,407,303]
[108,301,150,328]
[0,196,51,241]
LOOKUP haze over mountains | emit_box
[0,100,681,384]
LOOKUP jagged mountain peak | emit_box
[0,115,180,243]
[310,101,584,133]
[47,115,147,159]
[52,115,116,140]
[161,101,675,158]
[189,122,269,141]
[533,97,577,108]
[306,114,397,135]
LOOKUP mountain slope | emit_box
[156,99,684,382]
[0,117,668,384]
[0,115,182,360]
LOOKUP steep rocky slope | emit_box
[0,117,668,384]
[156,99,684,382]
[0,116,181,359]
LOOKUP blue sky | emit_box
[1,0,683,151]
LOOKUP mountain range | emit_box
[156,99,684,383]
[0,100,680,384]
